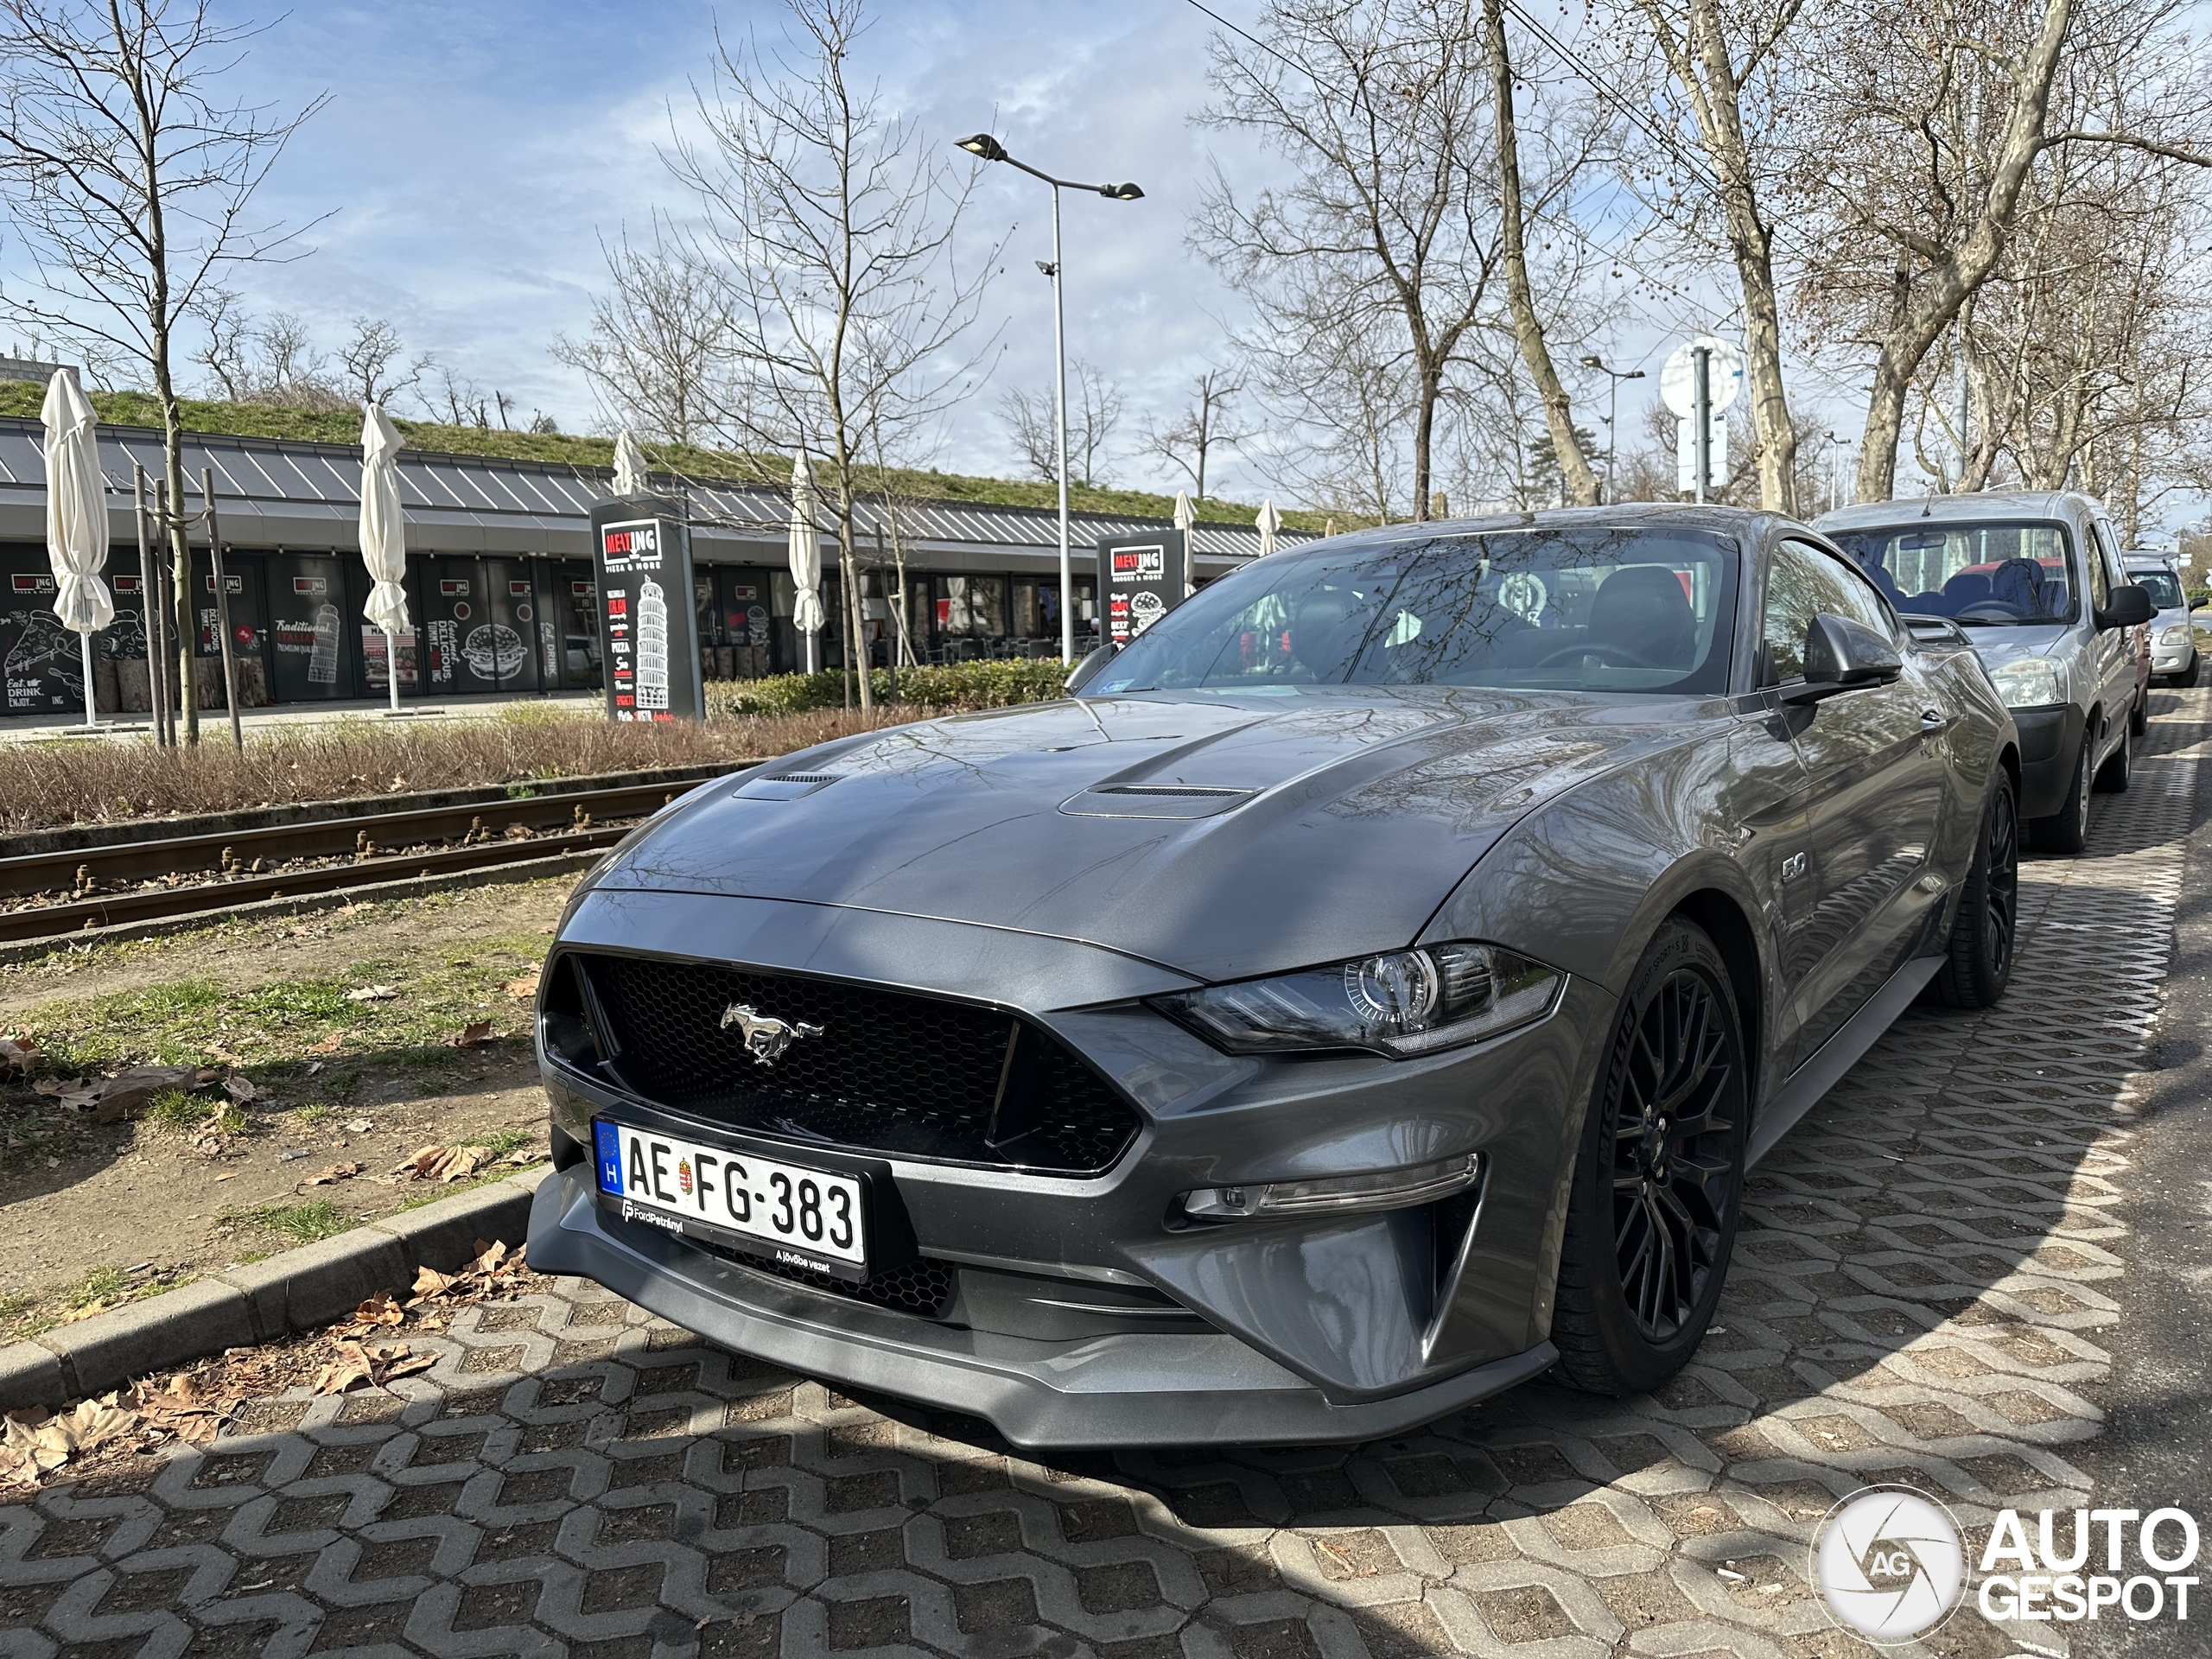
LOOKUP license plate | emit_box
[593,1119,867,1274]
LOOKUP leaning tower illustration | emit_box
[308,602,341,685]
[636,577,670,709]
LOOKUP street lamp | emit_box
[956,132,1143,664]
[1580,355,1645,505]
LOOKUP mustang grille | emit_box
[569,951,1138,1174]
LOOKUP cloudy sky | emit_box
[2,0,2068,520]
[31,0,1736,507]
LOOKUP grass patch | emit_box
[295,1103,334,1125]
[465,1126,537,1160]
[66,1264,131,1308]
[229,1198,349,1246]
[18,931,550,1076]
[146,1088,205,1130]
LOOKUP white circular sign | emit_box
[1661,336,1745,417]
[1810,1485,1967,1645]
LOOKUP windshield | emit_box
[1827,520,2077,626]
[1091,525,1737,696]
[2131,569,2184,609]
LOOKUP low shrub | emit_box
[718,658,1070,718]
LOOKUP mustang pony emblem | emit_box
[719,1003,825,1066]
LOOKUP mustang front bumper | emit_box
[528,887,1610,1447]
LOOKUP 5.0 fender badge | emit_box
[720,1003,826,1066]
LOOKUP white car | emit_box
[2123,553,2201,688]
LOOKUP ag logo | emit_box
[1810,1484,1966,1644]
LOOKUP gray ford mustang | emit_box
[528,505,2018,1447]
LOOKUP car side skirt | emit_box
[1747,954,1942,1166]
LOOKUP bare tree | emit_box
[1139,368,1246,502]
[1630,0,1805,512]
[1777,0,2077,501]
[551,226,736,448]
[338,316,430,405]
[1483,0,1601,505]
[998,360,1120,488]
[663,0,1002,709]
[1194,0,1503,522]
[0,0,326,741]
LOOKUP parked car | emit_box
[1818,491,2153,854]
[529,506,2018,1448]
[2123,552,2202,688]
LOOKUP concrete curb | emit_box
[0,1166,551,1411]
[0,853,601,966]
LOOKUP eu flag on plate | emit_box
[594,1121,624,1193]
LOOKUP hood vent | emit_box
[733,771,842,801]
[1060,782,1256,820]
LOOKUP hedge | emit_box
[716,658,1071,718]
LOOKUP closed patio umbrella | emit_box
[42,368,111,729]
[359,403,410,714]
[1256,499,1282,558]
[789,456,825,673]
[613,429,648,497]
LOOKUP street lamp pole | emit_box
[956,133,1142,664]
[1580,355,1645,505]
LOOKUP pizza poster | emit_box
[1096,529,1188,651]
[589,499,702,721]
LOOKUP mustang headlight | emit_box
[1153,942,1563,1058]
[1989,656,2067,709]
[2160,625,2194,647]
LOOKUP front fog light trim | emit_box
[1184,1152,1483,1220]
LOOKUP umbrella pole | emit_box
[135,466,167,747]
[205,469,244,754]
[385,627,400,714]
[79,627,97,730]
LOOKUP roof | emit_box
[0,415,1318,573]
[1814,491,2094,532]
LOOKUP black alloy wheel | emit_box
[1553,918,1747,1395]
[1929,772,2018,1009]
[1611,969,1737,1340]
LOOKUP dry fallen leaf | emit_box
[450,1020,497,1049]
[223,1075,260,1104]
[345,985,397,1003]
[305,1031,348,1055]
[305,1161,362,1186]
[0,1034,41,1077]
[501,974,540,999]
[341,1117,372,1134]
[396,1144,493,1183]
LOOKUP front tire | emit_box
[1551,918,1746,1395]
[2130,691,2148,737]
[2032,735,2093,854]
[1928,771,2018,1009]
[2179,654,2201,690]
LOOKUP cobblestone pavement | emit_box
[3,691,2204,1659]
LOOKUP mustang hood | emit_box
[594,690,1705,983]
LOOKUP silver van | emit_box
[2123,552,2202,687]
[1815,491,2153,854]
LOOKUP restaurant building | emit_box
[0,416,1307,718]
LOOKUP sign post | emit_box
[1662,335,1745,501]
[1095,529,1188,652]
[589,495,702,721]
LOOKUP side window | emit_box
[2087,522,2116,611]
[1762,540,1893,684]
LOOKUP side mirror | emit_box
[2098,584,2155,630]
[1065,644,1117,695]
[2190,596,2207,612]
[1782,613,1904,704]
